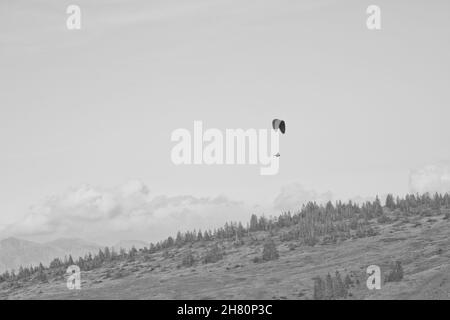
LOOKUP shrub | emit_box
[36,270,48,283]
[377,214,391,224]
[349,219,359,230]
[233,238,244,247]
[333,271,347,298]
[321,235,337,245]
[444,211,450,220]
[421,208,434,217]
[111,270,128,279]
[262,239,279,261]
[385,261,404,282]
[181,251,195,267]
[252,256,262,263]
[202,244,223,264]
[313,277,325,300]
[280,230,297,242]
[325,273,334,299]
[304,234,319,246]
[313,271,350,300]
[355,226,377,238]
[344,274,353,288]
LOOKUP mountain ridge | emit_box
[0,237,101,273]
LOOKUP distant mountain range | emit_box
[0,237,151,273]
[0,237,101,273]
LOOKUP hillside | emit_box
[1,194,450,300]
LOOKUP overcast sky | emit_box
[1,0,449,244]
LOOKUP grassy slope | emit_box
[1,212,450,300]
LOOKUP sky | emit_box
[0,0,449,245]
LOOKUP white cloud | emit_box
[272,183,333,211]
[409,162,450,194]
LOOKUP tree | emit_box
[262,239,279,261]
[175,231,184,246]
[444,193,450,208]
[37,268,48,283]
[104,247,111,261]
[432,193,441,210]
[129,246,138,258]
[325,273,334,300]
[258,216,268,231]
[250,214,258,231]
[202,244,223,264]
[344,274,352,289]
[333,271,347,298]
[374,196,383,216]
[18,266,25,279]
[182,250,195,267]
[395,261,404,280]
[111,248,119,260]
[313,277,325,300]
[237,222,245,237]
[386,261,404,282]
[385,194,396,210]
[50,258,62,269]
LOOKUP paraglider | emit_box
[272,119,285,134]
[272,119,285,157]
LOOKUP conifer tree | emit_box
[313,277,325,300]
[385,194,396,210]
[104,247,111,261]
[374,196,383,216]
[325,273,334,300]
[344,274,352,289]
[250,214,258,231]
[334,271,347,298]
[262,239,279,261]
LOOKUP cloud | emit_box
[409,162,450,194]
[4,180,250,244]
[273,183,333,211]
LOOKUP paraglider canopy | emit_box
[272,119,286,134]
